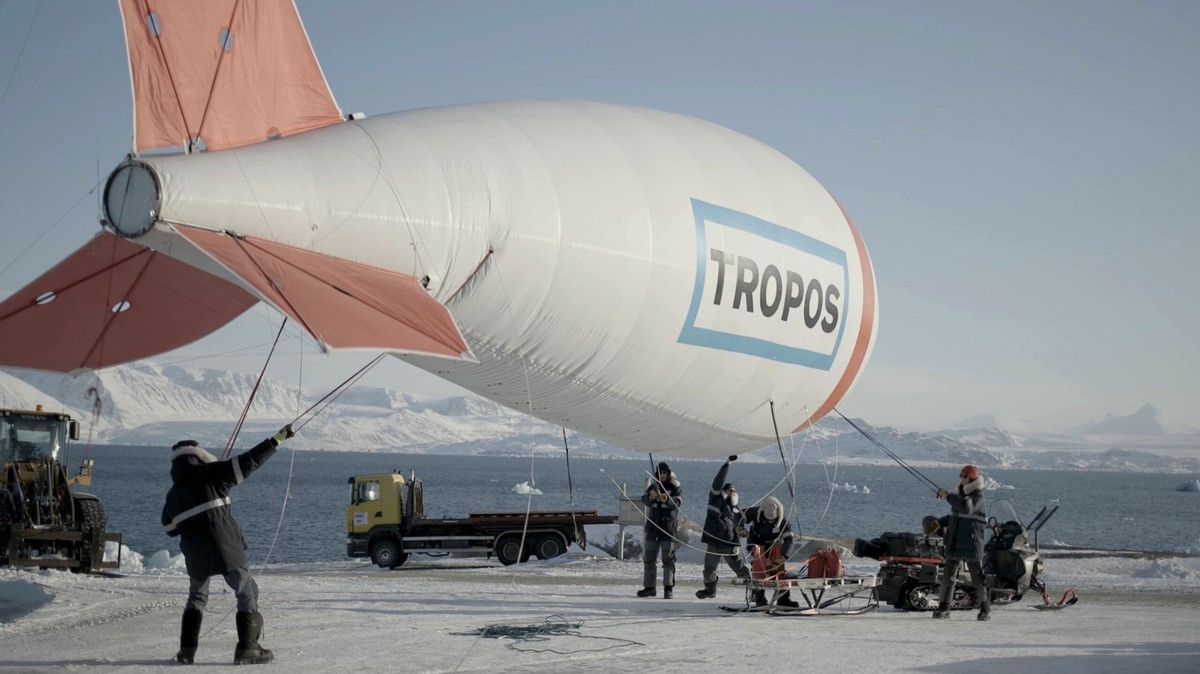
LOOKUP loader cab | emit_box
[1,407,77,473]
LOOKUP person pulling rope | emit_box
[162,424,295,665]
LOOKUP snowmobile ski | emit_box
[1033,589,1079,610]
[771,604,879,616]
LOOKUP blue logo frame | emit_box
[677,199,850,370]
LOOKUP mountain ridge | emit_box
[3,365,1197,471]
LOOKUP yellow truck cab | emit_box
[345,471,615,568]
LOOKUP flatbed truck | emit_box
[346,471,616,568]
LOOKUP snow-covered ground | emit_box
[2,545,1197,673]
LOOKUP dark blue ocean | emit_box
[73,445,1200,563]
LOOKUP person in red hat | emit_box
[932,464,990,621]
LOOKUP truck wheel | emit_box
[495,534,526,566]
[534,534,566,560]
[370,539,407,569]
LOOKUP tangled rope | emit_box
[471,615,643,655]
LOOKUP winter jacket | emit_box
[641,472,682,542]
[700,462,742,547]
[942,476,987,561]
[744,505,795,559]
[161,437,278,578]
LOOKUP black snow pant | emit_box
[938,558,989,609]
[642,536,677,588]
[186,566,259,613]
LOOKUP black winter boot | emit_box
[776,591,800,609]
[932,603,950,619]
[751,590,767,608]
[636,587,656,597]
[233,611,274,665]
[175,608,202,664]
[695,580,718,599]
[663,586,673,599]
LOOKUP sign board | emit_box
[618,496,645,526]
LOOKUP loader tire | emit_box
[75,498,107,574]
[0,491,12,566]
[77,498,107,530]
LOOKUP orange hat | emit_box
[960,465,979,481]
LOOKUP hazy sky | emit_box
[1,1,1196,432]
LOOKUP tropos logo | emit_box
[678,199,849,370]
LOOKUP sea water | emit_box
[75,445,1200,564]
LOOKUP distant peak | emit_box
[1084,404,1165,436]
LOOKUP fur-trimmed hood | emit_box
[647,471,680,490]
[960,476,985,495]
[169,442,218,465]
[758,495,785,525]
[169,441,219,484]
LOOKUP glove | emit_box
[736,527,748,538]
[727,455,738,463]
[273,424,294,444]
[936,488,949,499]
[658,491,669,503]
[648,488,660,501]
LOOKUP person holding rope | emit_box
[932,464,990,621]
[744,496,800,608]
[637,461,682,599]
[162,424,294,665]
[695,455,749,599]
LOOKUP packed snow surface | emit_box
[1,545,1197,673]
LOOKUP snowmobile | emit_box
[853,500,1076,611]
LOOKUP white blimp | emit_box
[0,0,878,458]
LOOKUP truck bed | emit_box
[413,510,616,528]
[466,510,616,526]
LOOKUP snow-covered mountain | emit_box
[947,412,1030,434]
[2,365,1198,471]
[0,364,624,457]
[1078,403,1198,436]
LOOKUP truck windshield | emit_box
[356,480,381,503]
[0,412,66,464]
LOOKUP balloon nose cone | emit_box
[103,161,160,238]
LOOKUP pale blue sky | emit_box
[1,1,1197,432]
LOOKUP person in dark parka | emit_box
[162,425,293,665]
[743,496,800,608]
[932,464,990,621]
[695,455,748,598]
[637,461,682,598]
